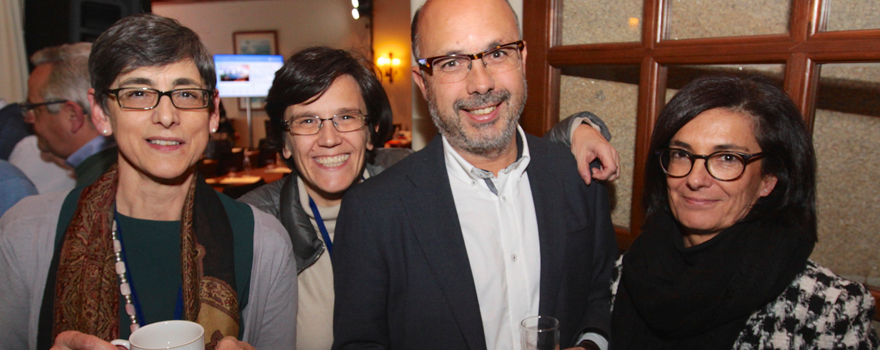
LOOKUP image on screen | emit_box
[214,54,284,98]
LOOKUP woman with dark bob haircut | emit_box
[263,46,396,164]
[239,46,410,350]
[611,74,877,349]
[0,14,295,350]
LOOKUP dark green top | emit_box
[114,214,182,338]
[52,187,254,339]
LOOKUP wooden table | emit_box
[206,164,292,194]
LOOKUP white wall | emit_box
[154,0,371,148]
[372,0,413,145]
[0,0,27,103]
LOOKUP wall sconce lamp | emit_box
[352,0,372,20]
[628,17,640,28]
[377,53,401,83]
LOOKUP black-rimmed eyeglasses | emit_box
[20,100,68,118]
[658,148,765,181]
[417,40,525,83]
[283,112,368,136]
[107,87,212,110]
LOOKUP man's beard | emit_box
[427,79,526,159]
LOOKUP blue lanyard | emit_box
[174,288,184,320]
[308,196,333,257]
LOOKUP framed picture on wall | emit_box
[233,30,278,55]
[234,30,278,110]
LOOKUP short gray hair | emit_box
[30,42,92,115]
[89,14,216,114]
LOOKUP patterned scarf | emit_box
[611,211,814,350]
[49,164,240,349]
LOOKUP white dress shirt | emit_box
[8,136,75,194]
[443,126,541,350]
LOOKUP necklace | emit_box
[111,219,140,333]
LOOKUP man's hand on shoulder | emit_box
[571,123,620,185]
[51,331,119,350]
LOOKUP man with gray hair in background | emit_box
[21,42,117,188]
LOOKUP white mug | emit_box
[111,320,204,350]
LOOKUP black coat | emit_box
[332,133,617,350]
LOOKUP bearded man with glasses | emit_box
[331,0,618,350]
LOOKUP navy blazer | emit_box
[332,133,617,350]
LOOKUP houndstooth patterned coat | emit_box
[612,259,879,349]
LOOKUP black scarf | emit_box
[611,211,814,350]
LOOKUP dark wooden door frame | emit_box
[522,0,880,248]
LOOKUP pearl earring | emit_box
[211,128,217,133]
[103,130,108,135]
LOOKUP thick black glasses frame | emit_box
[106,87,213,110]
[657,148,764,181]
[417,40,525,70]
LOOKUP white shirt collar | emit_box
[66,135,116,168]
[442,125,530,185]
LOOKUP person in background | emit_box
[215,101,236,144]
[611,74,878,349]
[23,42,117,188]
[0,159,37,217]
[0,14,296,350]
[331,0,618,349]
[0,102,30,160]
[203,101,235,162]
[2,97,76,194]
[8,135,76,193]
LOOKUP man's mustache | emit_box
[453,90,511,112]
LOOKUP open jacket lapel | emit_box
[526,135,568,317]
[278,175,324,273]
[399,137,488,350]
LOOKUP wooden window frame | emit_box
[521,0,880,315]
[522,0,880,245]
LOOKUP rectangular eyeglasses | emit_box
[107,87,212,110]
[417,40,525,83]
[20,100,68,118]
[283,112,368,135]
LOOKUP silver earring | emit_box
[103,129,108,135]
[211,128,217,133]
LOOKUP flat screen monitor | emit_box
[214,54,284,98]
